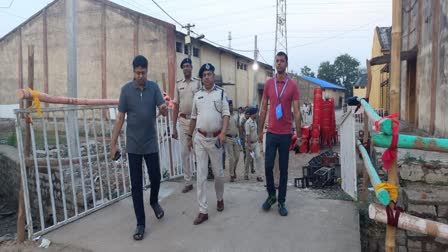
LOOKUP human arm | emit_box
[258,97,268,143]
[110,112,125,160]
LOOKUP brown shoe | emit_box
[193,213,208,225]
[217,200,224,212]
[182,184,193,193]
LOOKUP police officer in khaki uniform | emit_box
[187,63,230,225]
[245,107,264,182]
[225,99,240,182]
[172,58,201,193]
[240,108,254,173]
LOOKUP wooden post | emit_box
[385,0,402,251]
[162,73,175,177]
[361,59,373,202]
[17,45,34,243]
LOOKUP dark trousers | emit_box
[265,132,292,204]
[128,153,161,227]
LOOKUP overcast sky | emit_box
[0,0,392,74]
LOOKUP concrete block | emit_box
[438,206,448,218]
[397,229,407,246]
[400,164,425,182]
[407,240,422,251]
[425,168,448,185]
[408,203,437,217]
[398,246,407,252]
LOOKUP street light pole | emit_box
[183,23,195,59]
[252,35,259,106]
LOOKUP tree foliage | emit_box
[300,65,315,77]
[317,54,360,96]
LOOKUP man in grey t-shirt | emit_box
[110,55,167,240]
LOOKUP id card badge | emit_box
[275,103,283,119]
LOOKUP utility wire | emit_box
[0,0,15,8]
[150,0,184,27]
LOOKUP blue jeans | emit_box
[128,153,161,227]
[265,132,292,203]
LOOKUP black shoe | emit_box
[151,203,164,219]
[262,195,277,211]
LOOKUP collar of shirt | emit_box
[275,74,289,83]
[133,80,149,89]
[202,84,217,92]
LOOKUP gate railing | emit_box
[15,105,185,239]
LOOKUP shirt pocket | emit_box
[212,97,223,113]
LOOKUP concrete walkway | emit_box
[45,181,361,252]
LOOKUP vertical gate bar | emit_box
[41,114,57,225]
[74,114,88,211]
[64,111,78,216]
[53,112,68,220]
[15,114,34,239]
[114,108,127,194]
[99,110,112,199]
[91,109,104,201]
[83,110,97,208]
[29,122,45,231]
[106,111,120,196]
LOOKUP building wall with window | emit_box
[0,0,176,105]
[175,32,273,108]
[399,0,448,136]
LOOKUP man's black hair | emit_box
[276,51,288,63]
[132,55,148,69]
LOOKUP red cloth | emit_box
[290,134,297,150]
[262,75,299,134]
[375,113,400,170]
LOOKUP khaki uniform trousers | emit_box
[245,142,263,177]
[194,133,224,214]
[179,117,194,186]
[225,137,240,177]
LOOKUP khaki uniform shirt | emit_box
[191,85,230,132]
[173,77,201,115]
[226,111,239,137]
[245,117,258,143]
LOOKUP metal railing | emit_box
[15,105,185,239]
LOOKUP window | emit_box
[193,47,200,57]
[184,45,189,55]
[176,42,183,53]
[236,61,247,71]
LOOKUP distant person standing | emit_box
[187,63,230,225]
[240,108,254,174]
[245,107,264,182]
[258,51,301,217]
[110,55,167,240]
[172,58,201,193]
[225,100,240,182]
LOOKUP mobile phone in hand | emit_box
[214,138,221,149]
[113,150,121,161]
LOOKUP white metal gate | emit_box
[339,110,357,200]
[15,105,184,239]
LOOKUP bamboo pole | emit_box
[361,60,373,202]
[385,0,402,251]
[356,140,390,206]
[369,203,448,240]
[17,88,118,105]
[357,98,392,135]
[373,133,448,153]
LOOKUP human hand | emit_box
[218,133,226,145]
[172,128,178,139]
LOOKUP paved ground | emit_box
[41,181,360,252]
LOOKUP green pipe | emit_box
[357,98,392,135]
[356,140,391,206]
[373,133,448,153]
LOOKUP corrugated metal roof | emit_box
[376,27,391,52]
[354,74,368,87]
[300,76,346,91]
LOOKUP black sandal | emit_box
[152,203,164,220]
[133,225,145,240]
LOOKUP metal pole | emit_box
[66,0,79,157]
[252,35,258,106]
